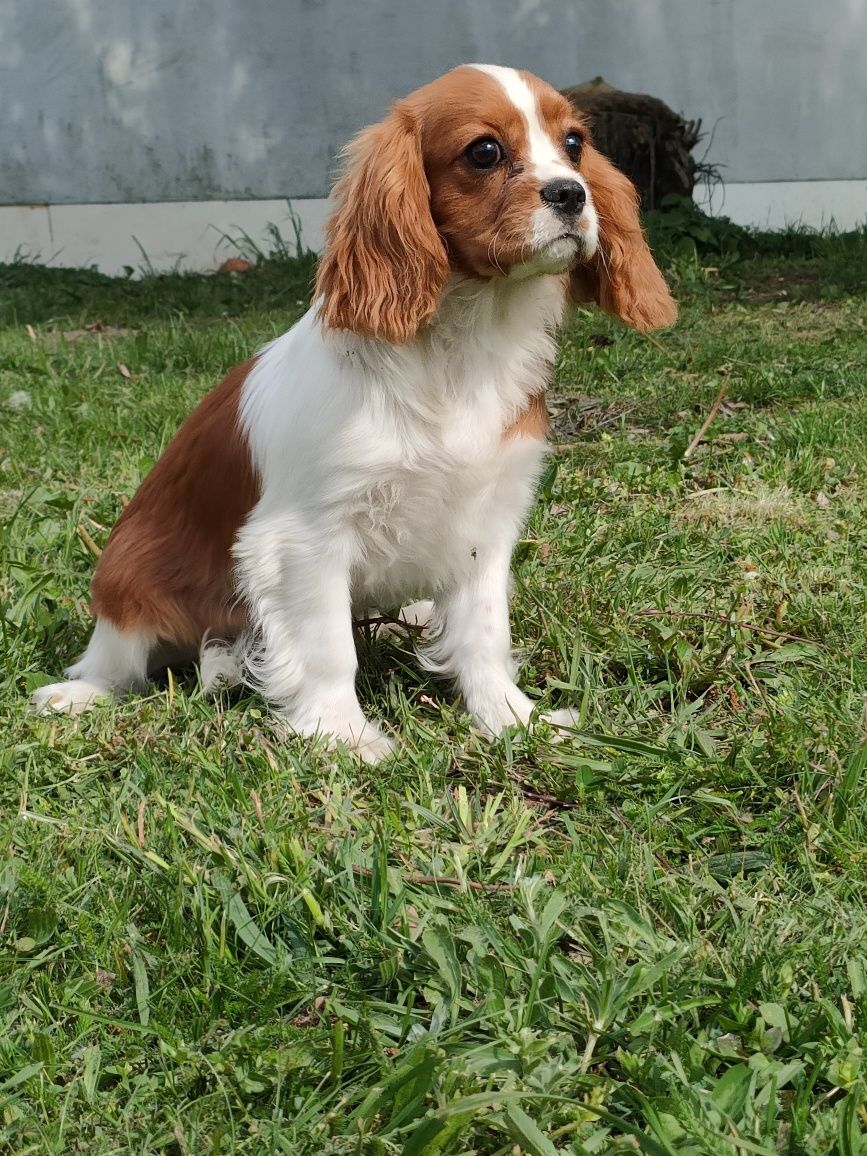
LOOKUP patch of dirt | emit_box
[62,321,138,342]
[739,268,824,304]
[677,482,817,529]
[549,394,634,440]
[24,320,139,346]
[701,299,851,340]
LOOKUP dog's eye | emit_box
[564,132,583,163]
[465,137,504,169]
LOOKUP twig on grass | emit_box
[501,766,580,810]
[352,614,427,638]
[508,780,568,808]
[77,523,103,558]
[629,607,822,647]
[791,788,814,851]
[683,380,730,460]
[351,864,512,893]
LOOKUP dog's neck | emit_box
[427,270,568,342]
[330,272,567,414]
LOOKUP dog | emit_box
[32,64,677,761]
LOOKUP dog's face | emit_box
[317,65,677,343]
[416,65,598,280]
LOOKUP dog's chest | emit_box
[348,388,545,595]
[357,430,493,535]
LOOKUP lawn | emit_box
[1,217,866,1154]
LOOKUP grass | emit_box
[1,216,867,1154]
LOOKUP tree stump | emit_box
[562,78,701,210]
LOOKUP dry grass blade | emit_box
[351,864,513,893]
[683,379,729,460]
[630,607,824,647]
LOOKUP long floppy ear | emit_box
[315,104,449,344]
[570,143,678,332]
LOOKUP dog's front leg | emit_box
[234,517,394,763]
[420,544,539,734]
[421,545,578,737]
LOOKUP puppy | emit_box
[32,65,676,761]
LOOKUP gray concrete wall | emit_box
[2,0,865,206]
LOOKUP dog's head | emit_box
[316,64,677,343]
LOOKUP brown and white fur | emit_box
[32,65,677,761]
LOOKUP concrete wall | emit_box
[3,0,866,203]
[2,0,864,270]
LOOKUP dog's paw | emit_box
[285,707,398,765]
[538,707,580,731]
[30,679,109,716]
[399,600,434,632]
[199,638,244,693]
[346,729,398,765]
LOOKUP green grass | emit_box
[2,220,867,1154]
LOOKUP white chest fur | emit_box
[239,272,566,605]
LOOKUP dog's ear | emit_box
[316,105,449,344]
[570,144,677,332]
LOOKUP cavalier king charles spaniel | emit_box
[33,64,677,761]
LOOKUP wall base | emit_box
[694,179,865,232]
[0,199,331,277]
[1,182,864,276]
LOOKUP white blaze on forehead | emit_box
[469,63,578,183]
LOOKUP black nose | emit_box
[540,179,586,215]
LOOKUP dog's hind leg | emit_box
[31,618,155,715]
